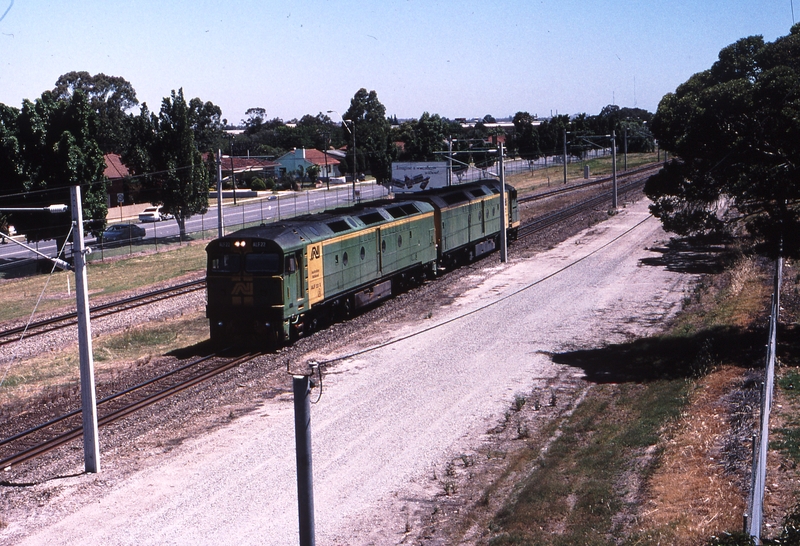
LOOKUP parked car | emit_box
[102,223,146,243]
[138,206,173,222]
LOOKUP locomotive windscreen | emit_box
[245,253,281,273]
[210,254,241,273]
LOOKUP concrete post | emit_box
[71,186,100,473]
[293,375,315,546]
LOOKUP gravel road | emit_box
[9,199,696,546]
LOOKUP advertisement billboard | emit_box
[391,162,449,192]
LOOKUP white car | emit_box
[138,206,173,222]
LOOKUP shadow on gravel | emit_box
[551,326,768,383]
[167,340,216,359]
[167,340,268,359]
[639,234,733,275]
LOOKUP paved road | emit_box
[11,199,695,546]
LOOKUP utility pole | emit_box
[347,120,356,203]
[216,149,224,238]
[71,186,100,473]
[499,143,508,263]
[623,127,628,171]
[293,374,316,546]
[448,136,453,186]
[229,137,237,206]
[611,131,618,209]
[563,130,568,185]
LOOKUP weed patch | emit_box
[487,381,686,545]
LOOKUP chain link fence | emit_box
[0,181,386,277]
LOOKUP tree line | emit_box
[0,72,653,245]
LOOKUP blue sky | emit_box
[0,1,795,124]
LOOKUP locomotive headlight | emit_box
[234,240,246,248]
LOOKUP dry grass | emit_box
[634,366,750,544]
[0,241,207,323]
[629,256,777,544]
[506,152,660,194]
[0,312,208,408]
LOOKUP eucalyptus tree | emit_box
[123,89,210,240]
[511,111,540,163]
[342,88,393,181]
[5,91,108,244]
[397,112,452,162]
[52,71,138,153]
[647,25,800,258]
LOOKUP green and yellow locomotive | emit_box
[205,180,518,347]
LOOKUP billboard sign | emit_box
[391,162,448,192]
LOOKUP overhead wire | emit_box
[312,213,653,370]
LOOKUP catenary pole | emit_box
[71,186,100,473]
[563,130,568,185]
[217,149,224,238]
[612,131,618,209]
[499,143,508,263]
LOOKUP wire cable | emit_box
[0,224,75,390]
[314,214,654,369]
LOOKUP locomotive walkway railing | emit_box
[745,256,783,543]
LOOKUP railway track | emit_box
[0,166,659,469]
[0,351,259,470]
[518,162,661,204]
[0,164,662,347]
[517,170,652,239]
[0,278,205,347]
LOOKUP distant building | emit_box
[275,148,341,181]
[104,153,132,206]
[221,156,281,185]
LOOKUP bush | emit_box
[250,178,267,191]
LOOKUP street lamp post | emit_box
[323,132,330,190]
[328,110,357,202]
[228,136,237,206]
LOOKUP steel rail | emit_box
[518,162,661,204]
[0,351,255,469]
[0,278,206,346]
[517,178,647,240]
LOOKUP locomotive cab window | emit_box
[285,255,298,273]
[210,254,241,273]
[245,253,280,273]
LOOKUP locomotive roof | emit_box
[206,179,513,253]
[207,199,435,252]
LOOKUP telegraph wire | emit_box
[312,214,654,369]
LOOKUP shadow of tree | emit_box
[639,234,733,275]
[551,326,767,383]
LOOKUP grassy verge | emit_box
[488,381,686,546]
[0,312,208,408]
[506,152,660,194]
[481,250,776,545]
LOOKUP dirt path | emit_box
[5,200,697,546]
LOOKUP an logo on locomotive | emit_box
[231,281,254,305]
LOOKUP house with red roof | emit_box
[221,156,281,186]
[104,153,132,205]
[275,148,341,183]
